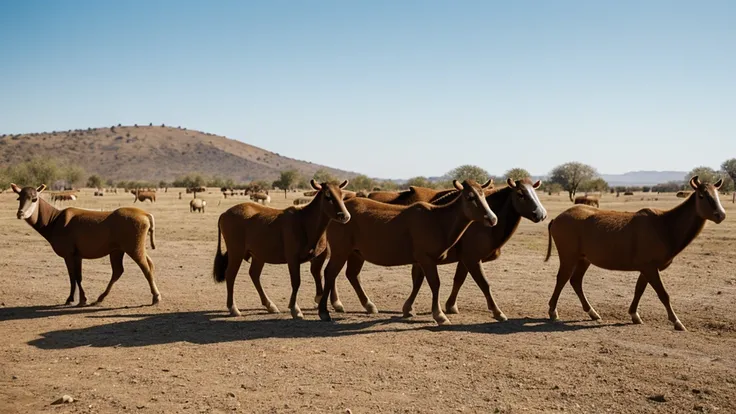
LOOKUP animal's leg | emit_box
[248,259,278,313]
[130,252,161,305]
[224,251,245,316]
[310,250,344,312]
[318,254,349,322]
[287,260,304,319]
[444,263,468,315]
[547,259,576,321]
[344,254,377,314]
[645,269,686,331]
[71,256,87,306]
[419,261,450,325]
[627,273,648,324]
[463,260,507,321]
[402,264,424,318]
[63,257,77,305]
[568,259,599,320]
[96,251,125,304]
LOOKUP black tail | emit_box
[544,219,554,262]
[213,219,228,283]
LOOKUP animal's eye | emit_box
[699,192,705,199]
[325,192,332,199]
[467,192,475,199]
[31,198,38,202]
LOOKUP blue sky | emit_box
[1,1,734,179]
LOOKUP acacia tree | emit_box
[312,168,336,184]
[348,174,375,191]
[406,176,434,188]
[446,164,491,183]
[579,177,609,193]
[722,159,736,203]
[7,157,60,187]
[87,174,103,189]
[504,168,531,181]
[549,162,597,201]
[0,168,10,193]
[685,166,719,184]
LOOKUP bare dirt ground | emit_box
[1,188,735,414]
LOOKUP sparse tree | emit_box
[274,169,300,191]
[158,180,169,189]
[105,178,115,188]
[348,174,374,191]
[721,159,736,203]
[685,166,719,185]
[312,168,336,184]
[504,168,531,181]
[579,177,609,193]
[543,182,563,195]
[406,176,435,188]
[63,165,86,189]
[87,174,103,189]
[549,162,598,201]
[446,164,491,183]
[0,167,10,192]
[7,157,60,187]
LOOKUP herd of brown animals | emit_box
[7,175,728,331]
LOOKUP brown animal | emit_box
[366,183,481,205]
[317,179,498,325]
[624,191,634,196]
[303,190,318,197]
[544,176,726,331]
[52,193,78,202]
[250,192,271,204]
[133,190,156,203]
[190,198,207,213]
[186,186,207,194]
[574,195,599,207]
[676,190,692,198]
[293,197,312,206]
[11,183,161,306]
[212,180,351,319]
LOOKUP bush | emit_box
[7,157,61,186]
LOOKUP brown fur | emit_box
[11,183,161,306]
[212,180,352,319]
[293,197,312,206]
[133,190,156,203]
[574,195,599,207]
[676,190,692,198]
[544,176,726,331]
[190,198,206,213]
[316,179,498,325]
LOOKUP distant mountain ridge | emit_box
[421,171,688,186]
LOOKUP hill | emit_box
[0,125,357,182]
[598,171,688,186]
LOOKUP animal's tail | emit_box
[213,217,228,283]
[544,219,554,262]
[147,213,157,250]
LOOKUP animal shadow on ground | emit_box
[27,311,615,350]
[0,304,147,322]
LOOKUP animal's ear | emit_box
[506,178,516,188]
[689,176,700,190]
[339,179,349,189]
[310,179,322,191]
[482,178,494,188]
[714,178,723,189]
[11,183,21,194]
[453,180,464,191]
[532,180,542,189]
[36,184,46,193]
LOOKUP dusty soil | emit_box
[1,188,735,413]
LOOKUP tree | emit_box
[273,169,300,190]
[0,167,10,192]
[579,177,609,193]
[348,174,374,191]
[105,178,115,188]
[62,165,86,189]
[685,166,719,184]
[722,159,736,203]
[504,168,531,181]
[87,174,103,189]
[312,168,336,184]
[405,176,434,188]
[446,164,491,183]
[543,182,563,195]
[7,157,60,186]
[548,162,597,201]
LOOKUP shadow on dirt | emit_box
[27,310,617,349]
[0,303,148,322]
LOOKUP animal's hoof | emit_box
[434,313,451,326]
[76,300,87,307]
[290,308,304,320]
[332,301,345,313]
[630,313,643,324]
[152,295,161,305]
[64,298,74,306]
[364,301,378,314]
[674,320,687,331]
[229,307,242,317]
[266,304,280,314]
[549,309,559,321]
[318,311,332,322]
[402,306,415,318]
[588,308,601,321]
[314,294,322,305]
[445,304,459,314]
[493,312,508,322]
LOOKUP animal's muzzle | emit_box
[714,211,726,224]
[16,210,24,219]
[485,214,498,227]
[336,212,351,223]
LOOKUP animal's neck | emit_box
[434,199,474,254]
[26,198,61,242]
[662,194,706,257]
[300,196,331,246]
[488,188,521,248]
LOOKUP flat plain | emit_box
[1,188,734,413]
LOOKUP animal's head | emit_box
[310,179,351,224]
[11,183,46,220]
[452,179,498,227]
[689,176,726,224]
[506,178,547,223]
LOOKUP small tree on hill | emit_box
[504,168,531,181]
[0,168,10,192]
[87,174,103,189]
[63,165,86,189]
[7,157,60,187]
[274,169,300,196]
[446,164,491,183]
[312,168,336,184]
[549,162,597,201]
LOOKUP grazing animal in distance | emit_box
[250,192,271,204]
[293,197,312,206]
[190,198,207,213]
[10,183,161,306]
[212,180,352,319]
[574,195,599,207]
[676,191,692,198]
[133,190,156,203]
[544,176,726,331]
[317,179,498,326]
[623,191,634,196]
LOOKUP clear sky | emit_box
[1,0,734,179]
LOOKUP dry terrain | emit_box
[0,126,355,181]
[1,189,735,413]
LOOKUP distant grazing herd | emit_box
[6,174,729,332]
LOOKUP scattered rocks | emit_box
[51,395,74,405]
[227,392,236,398]
[12,375,18,380]
[648,394,667,403]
